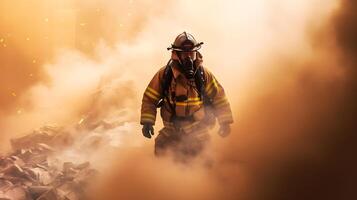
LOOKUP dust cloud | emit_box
[1,0,355,199]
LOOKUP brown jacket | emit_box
[140,52,233,132]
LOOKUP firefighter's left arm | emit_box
[204,71,234,125]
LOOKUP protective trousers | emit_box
[154,124,210,160]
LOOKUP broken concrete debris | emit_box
[1,126,97,200]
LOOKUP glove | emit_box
[142,123,154,139]
[218,123,231,137]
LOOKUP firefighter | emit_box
[140,32,233,158]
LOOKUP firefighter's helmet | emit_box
[167,32,203,52]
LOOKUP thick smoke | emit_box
[260,0,357,199]
[0,0,172,147]
[90,0,352,200]
[1,0,355,199]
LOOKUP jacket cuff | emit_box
[140,113,156,125]
[216,113,234,125]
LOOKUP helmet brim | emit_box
[167,42,203,51]
[170,46,201,52]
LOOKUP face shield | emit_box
[177,50,197,79]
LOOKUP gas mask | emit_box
[181,57,195,79]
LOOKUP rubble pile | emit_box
[0,126,97,200]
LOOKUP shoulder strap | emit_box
[194,66,205,99]
[156,60,174,110]
[161,59,173,98]
[161,60,177,121]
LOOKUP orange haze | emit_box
[1,0,356,199]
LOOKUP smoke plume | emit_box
[1,0,356,199]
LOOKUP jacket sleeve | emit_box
[140,69,163,125]
[204,70,234,125]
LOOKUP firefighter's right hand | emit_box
[142,123,154,138]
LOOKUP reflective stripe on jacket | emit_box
[140,52,233,128]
